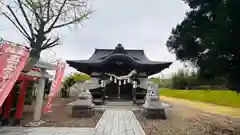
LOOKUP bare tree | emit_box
[0,0,92,69]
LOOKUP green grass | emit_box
[160,89,240,108]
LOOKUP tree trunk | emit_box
[23,49,41,71]
[67,88,70,97]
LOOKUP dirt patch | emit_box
[161,96,240,118]
[21,98,103,127]
[134,104,240,135]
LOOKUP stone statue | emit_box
[150,84,158,96]
[142,81,166,119]
[68,80,95,118]
[78,80,92,100]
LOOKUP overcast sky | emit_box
[0,0,189,78]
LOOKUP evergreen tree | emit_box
[166,0,240,92]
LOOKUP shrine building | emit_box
[66,44,172,104]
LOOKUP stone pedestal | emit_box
[142,104,166,119]
[142,95,167,119]
[67,90,95,117]
[68,99,95,117]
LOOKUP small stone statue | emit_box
[143,82,166,119]
[150,84,158,96]
[78,80,93,100]
[78,88,92,97]
[147,82,152,96]
[144,82,160,106]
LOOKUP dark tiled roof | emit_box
[66,44,172,75]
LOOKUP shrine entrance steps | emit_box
[94,100,141,111]
[93,109,146,135]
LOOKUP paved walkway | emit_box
[0,127,94,135]
[93,110,146,135]
[0,110,146,135]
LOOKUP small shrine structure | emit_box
[0,59,56,125]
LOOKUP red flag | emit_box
[43,61,65,113]
[0,43,30,107]
[43,97,53,113]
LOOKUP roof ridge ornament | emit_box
[114,43,125,53]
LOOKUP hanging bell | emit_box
[119,80,121,86]
[127,78,131,83]
[123,80,126,85]
[110,76,113,81]
[114,78,117,83]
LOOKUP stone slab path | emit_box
[0,127,94,135]
[93,110,146,135]
[0,110,146,135]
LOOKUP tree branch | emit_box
[46,42,58,49]
[52,11,91,29]
[17,0,35,40]
[41,37,60,50]
[43,38,51,46]
[47,0,52,20]
[1,12,30,40]
[6,5,31,40]
[22,0,41,25]
[45,0,68,33]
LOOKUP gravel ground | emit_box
[134,103,240,135]
[20,98,240,134]
[21,98,103,127]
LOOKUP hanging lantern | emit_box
[127,78,131,83]
[123,80,126,85]
[118,80,121,86]
[110,76,113,81]
[114,78,117,83]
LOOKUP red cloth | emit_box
[43,61,65,113]
[0,43,29,107]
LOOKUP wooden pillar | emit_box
[118,85,120,99]
[0,105,2,116]
[0,105,2,125]
[33,78,46,121]
[13,79,29,125]
[100,80,105,104]
[2,90,14,125]
[132,88,136,104]
[132,81,137,104]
